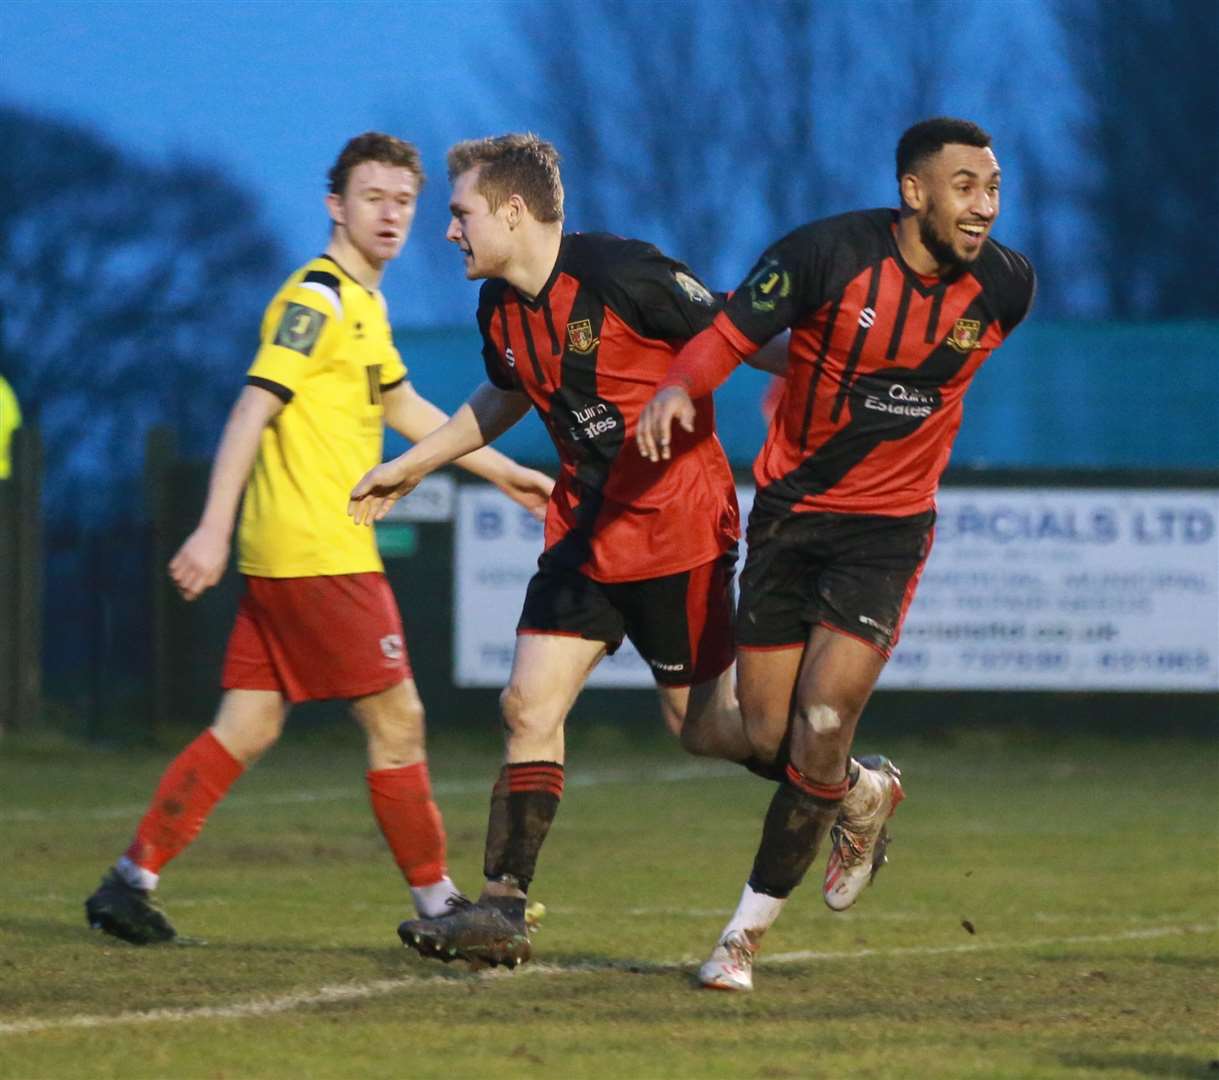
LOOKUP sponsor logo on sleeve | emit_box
[673,271,715,306]
[273,303,326,356]
[745,257,792,313]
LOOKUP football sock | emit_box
[121,729,244,882]
[482,768,511,883]
[409,876,463,918]
[367,761,448,889]
[722,883,787,940]
[746,764,846,899]
[483,761,564,894]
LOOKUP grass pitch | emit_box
[1,719,1216,1079]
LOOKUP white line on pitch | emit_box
[1,922,1213,1038]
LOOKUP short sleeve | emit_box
[722,224,832,347]
[476,284,520,391]
[379,294,408,389]
[247,285,338,398]
[602,243,723,341]
[999,250,1037,333]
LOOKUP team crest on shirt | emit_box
[566,319,599,354]
[673,271,714,306]
[273,302,326,356]
[946,318,983,353]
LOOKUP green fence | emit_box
[0,426,43,736]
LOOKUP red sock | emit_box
[125,730,244,874]
[367,762,447,887]
[785,763,849,801]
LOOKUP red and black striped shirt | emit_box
[673,209,1035,518]
[478,233,738,582]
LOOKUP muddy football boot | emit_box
[398,895,531,969]
[823,755,905,912]
[85,867,177,945]
[698,930,759,992]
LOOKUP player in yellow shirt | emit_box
[0,372,21,480]
[85,133,553,945]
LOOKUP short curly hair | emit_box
[328,132,424,195]
[896,118,992,180]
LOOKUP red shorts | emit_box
[221,573,411,703]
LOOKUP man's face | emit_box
[446,168,513,280]
[908,143,1001,270]
[327,160,419,267]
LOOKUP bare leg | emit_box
[656,665,753,763]
[482,633,606,902]
[787,627,886,785]
[737,645,803,765]
[701,628,889,989]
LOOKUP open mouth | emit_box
[958,222,987,241]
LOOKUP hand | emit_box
[168,524,230,601]
[636,386,695,462]
[497,465,554,522]
[348,459,421,526]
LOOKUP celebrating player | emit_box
[638,117,1037,990]
[349,133,783,969]
[84,132,553,945]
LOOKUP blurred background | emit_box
[0,0,1215,740]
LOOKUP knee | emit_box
[211,714,281,766]
[678,714,713,757]
[795,702,844,737]
[499,682,548,741]
[366,697,426,753]
[742,707,786,762]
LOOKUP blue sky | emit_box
[1,0,1086,324]
[1,1,532,320]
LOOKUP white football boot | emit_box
[698,930,759,992]
[823,756,905,912]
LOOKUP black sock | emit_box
[482,761,564,893]
[747,766,846,898]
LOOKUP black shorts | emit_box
[736,508,935,658]
[517,550,737,687]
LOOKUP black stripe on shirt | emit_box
[246,376,293,403]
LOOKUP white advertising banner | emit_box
[454,485,1219,692]
[881,487,1219,690]
[453,486,655,686]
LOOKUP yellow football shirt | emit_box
[0,375,21,480]
[237,255,407,577]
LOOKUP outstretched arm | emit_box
[637,320,751,462]
[381,381,552,519]
[350,381,538,525]
[169,384,284,601]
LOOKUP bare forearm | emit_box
[385,381,531,481]
[198,387,280,534]
[394,401,492,479]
